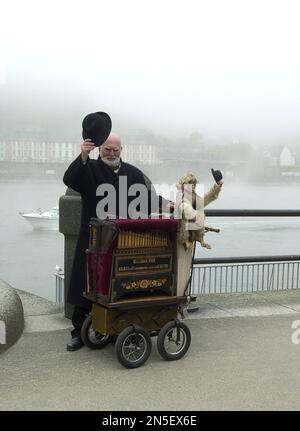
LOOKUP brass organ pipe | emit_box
[116,229,169,250]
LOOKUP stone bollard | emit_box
[59,188,81,319]
[0,279,24,354]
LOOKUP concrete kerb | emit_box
[2,285,300,342]
[16,289,300,335]
[0,279,24,354]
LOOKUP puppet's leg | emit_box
[200,239,212,249]
[196,231,212,249]
[184,241,194,251]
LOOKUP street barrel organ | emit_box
[86,218,179,303]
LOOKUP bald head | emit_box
[102,132,122,148]
[99,132,122,167]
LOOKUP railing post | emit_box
[54,266,64,304]
[59,188,81,319]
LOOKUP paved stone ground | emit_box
[1,289,300,411]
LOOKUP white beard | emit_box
[101,156,121,168]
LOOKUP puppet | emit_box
[177,169,223,250]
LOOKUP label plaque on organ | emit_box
[115,255,172,276]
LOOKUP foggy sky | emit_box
[1,0,300,145]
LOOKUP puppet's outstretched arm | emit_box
[204,168,223,207]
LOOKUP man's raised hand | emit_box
[81,139,96,162]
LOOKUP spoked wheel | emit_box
[81,314,111,349]
[115,325,152,369]
[157,320,191,361]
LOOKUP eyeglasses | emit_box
[102,147,120,154]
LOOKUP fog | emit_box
[1,0,300,305]
[1,0,300,145]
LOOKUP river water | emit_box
[0,179,299,301]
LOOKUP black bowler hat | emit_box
[82,112,112,147]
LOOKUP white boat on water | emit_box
[19,206,59,230]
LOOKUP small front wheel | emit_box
[115,325,152,369]
[157,321,191,361]
[81,315,111,349]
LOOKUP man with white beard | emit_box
[85,132,122,169]
[63,117,172,351]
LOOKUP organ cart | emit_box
[81,217,192,368]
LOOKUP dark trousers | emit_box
[71,304,92,337]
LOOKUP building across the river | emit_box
[0,140,160,165]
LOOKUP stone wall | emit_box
[0,279,24,354]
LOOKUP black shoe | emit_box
[67,335,84,351]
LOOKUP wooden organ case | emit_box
[85,218,179,304]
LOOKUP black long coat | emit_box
[63,155,154,308]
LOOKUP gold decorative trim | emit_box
[121,278,168,290]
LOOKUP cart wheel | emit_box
[81,315,111,349]
[157,321,191,361]
[115,325,152,369]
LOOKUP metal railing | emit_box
[191,258,300,295]
[55,209,300,299]
[54,266,64,304]
[190,209,300,295]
